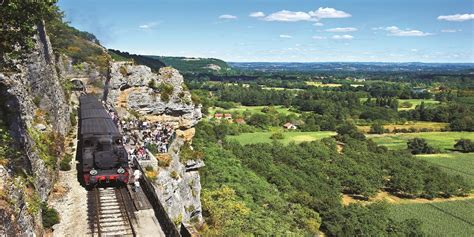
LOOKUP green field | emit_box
[369,132,474,151]
[398,99,440,111]
[417,153,474,184]
[227,131,336,145]
[358,121,448,133]
[209,105,298,116]
[359,98,440,111]
[388,199,474,237]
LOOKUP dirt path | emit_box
[342,191,474,206]
[48,95,89,236]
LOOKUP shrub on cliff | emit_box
[159,82,174,102]
[42,203,60,229]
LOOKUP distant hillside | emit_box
[229,62,474,73]
[147,56,231,74]
[108,49,166,72]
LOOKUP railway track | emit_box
[87,187,136,236]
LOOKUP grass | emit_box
[208,105,298,116]
[261,86,302,91]
[398,99,440,111]
[227,131,336,145]
[417,153,474,184]
[369,132,474,151]
[358,121,449,133]
[388,199,474,237]
[306,81,364,88]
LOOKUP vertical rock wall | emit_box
[0,23,71,235]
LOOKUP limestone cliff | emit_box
[0,23,71,235]
[107,62,201,128]
[106,62,204,227]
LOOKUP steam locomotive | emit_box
[77,95,130,189]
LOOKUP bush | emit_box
[158,154,172,167]
[180,143,204,163]
[407,138,435,154]
[454,139,474,152]
[148,79,158,90]
[146,143,159,154]
[119,66,128,77]
[70,109,77,127]
[59,154,72,171]
[270,132,284,140]
[33,96,41,107]
[369,123,384,134]
[159,83,174,102]
[42,203,60,229]
[144,166,158,181]
[170,170,180,180]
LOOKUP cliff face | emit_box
[107,62,202,128]
[0,23,71,235]
[106,62,204,226]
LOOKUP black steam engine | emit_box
[77,95,129,189]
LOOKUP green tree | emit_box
[1,0,60,70]
[454,139,474,152]
[407,138,435,154]
[369,122,385,134]
[202,186,251,235]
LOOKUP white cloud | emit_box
[441,29,462,33]
[312,36,327,40]
[138,22,159,29]
[249,12,265,18]
[438,14,474,22]
[219,14,237,20]
[325,27,358,32]
[309,7,351,19]
[264,10,312,22]
[411,49,418,52]
[375,26,433,37]
[279,34,293,38]
[263,7,351,22]
[313,22,324,26]
[332,34,354,40]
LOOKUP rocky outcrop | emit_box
[106,62,204,227]
[0,22,71,235]
[107,62,202,129]
[154,136,204,225]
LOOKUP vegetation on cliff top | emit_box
[0,0,60,71]
[148,56,231,74]
[108,49,166,72]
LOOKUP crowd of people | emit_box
[104,103,176,160]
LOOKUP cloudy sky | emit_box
[58,0,473,62]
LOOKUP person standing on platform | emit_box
[133,169,142,192]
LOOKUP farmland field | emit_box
[359,98,440,111]
[227,131,336,145]
[208,105,298,116]
[369,132,474,151]
[417,153,474,184]
[388,199,474,237]
[358,121,448,133]
[398,99,440,110]
[306,81,364,88]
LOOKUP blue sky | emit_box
[58,0,474,62]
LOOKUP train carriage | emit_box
[77,95,129,189]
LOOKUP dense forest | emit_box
[194,120,470,236]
